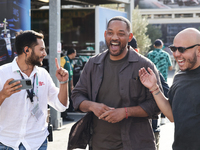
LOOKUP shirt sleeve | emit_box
[46,72,69,112]
[167,53,172,67]
[139,62,162,118]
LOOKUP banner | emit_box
[0,0,30,66]
[135,0,200,9]
[96,7,127,53]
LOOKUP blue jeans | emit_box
[0,139,47,150]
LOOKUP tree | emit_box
[131,7,151,55]
[146,24,162,51]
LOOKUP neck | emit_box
[16,56,34,77]
[110,48,128,61]
[68,55,72,59]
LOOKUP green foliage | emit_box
[146,24,162,51]
[131,7,151,55]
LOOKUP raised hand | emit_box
[55,58,69,82]
[139,67,157,90]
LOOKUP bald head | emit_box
[174,28,200,47]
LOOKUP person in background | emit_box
[139,28,200,150]
[0,30,69,150]
[147,39,173,125]
[128,36,139,52]
[60,48,76,121]
[70,16,162,150]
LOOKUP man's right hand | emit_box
[79,100,113,118]
[0,78,22,102]
[90,102,113,118]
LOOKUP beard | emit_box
[26,50,43,66]
[106,40,126,57]
[180,52,197,71]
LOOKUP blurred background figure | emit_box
[147,39,173,125]
[128,36,139,52]
[60,48,77,121]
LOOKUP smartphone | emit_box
[9,79,33,90]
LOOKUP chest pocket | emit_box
[129,77,143,99]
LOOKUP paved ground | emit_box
[48,70,176,150]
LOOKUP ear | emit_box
[196,46,200,57]
[104,31,107,38]
[128,33,133,42]
[23,46,29,54]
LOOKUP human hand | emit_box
[70,85,74,91]
[139,67,158,90]
[91,102,113,118]
[98,108,125,123]
[55,58,69,83]
[0,78,21,100]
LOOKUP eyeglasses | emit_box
[169,44,200,53]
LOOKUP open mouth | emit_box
[111,42,120,46]
[110,42,120,51]
[177,59,185,66]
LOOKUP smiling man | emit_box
[0,30,69,150]
[139,28,200,150]
[70,16,162,150]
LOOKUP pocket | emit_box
[129,78,143,99]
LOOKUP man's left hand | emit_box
[55,58,69,82]
[99,108,126,123]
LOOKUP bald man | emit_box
[139,28,200,150]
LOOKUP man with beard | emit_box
[139,28,200,150]
[0,30,69,150]
[70,16,162,150]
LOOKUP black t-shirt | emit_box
[92,53,128,150]
[168,66,200,150]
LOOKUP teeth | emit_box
[178,60,183,63]
[111,42,119,45]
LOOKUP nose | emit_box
[112,33,119,40]
[43,50,47,57]
[173,49,181,58]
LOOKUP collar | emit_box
[11,57,39,77]
[154,48,162,51]
[94,46,139,64]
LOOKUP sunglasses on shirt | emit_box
[169,44,200,53]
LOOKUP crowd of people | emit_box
[0,15,200,150]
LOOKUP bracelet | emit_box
[124,107,128,119]
[59,79,69,84]
[150,87,159,93]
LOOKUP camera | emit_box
[26,80,31,85]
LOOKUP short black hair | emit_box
[154,39,163,47]
[15,30,44,55]
[67,48,76,55]
[107,16,131,33]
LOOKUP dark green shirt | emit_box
[60,56,73,81]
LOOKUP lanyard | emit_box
[17,71,37,103]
